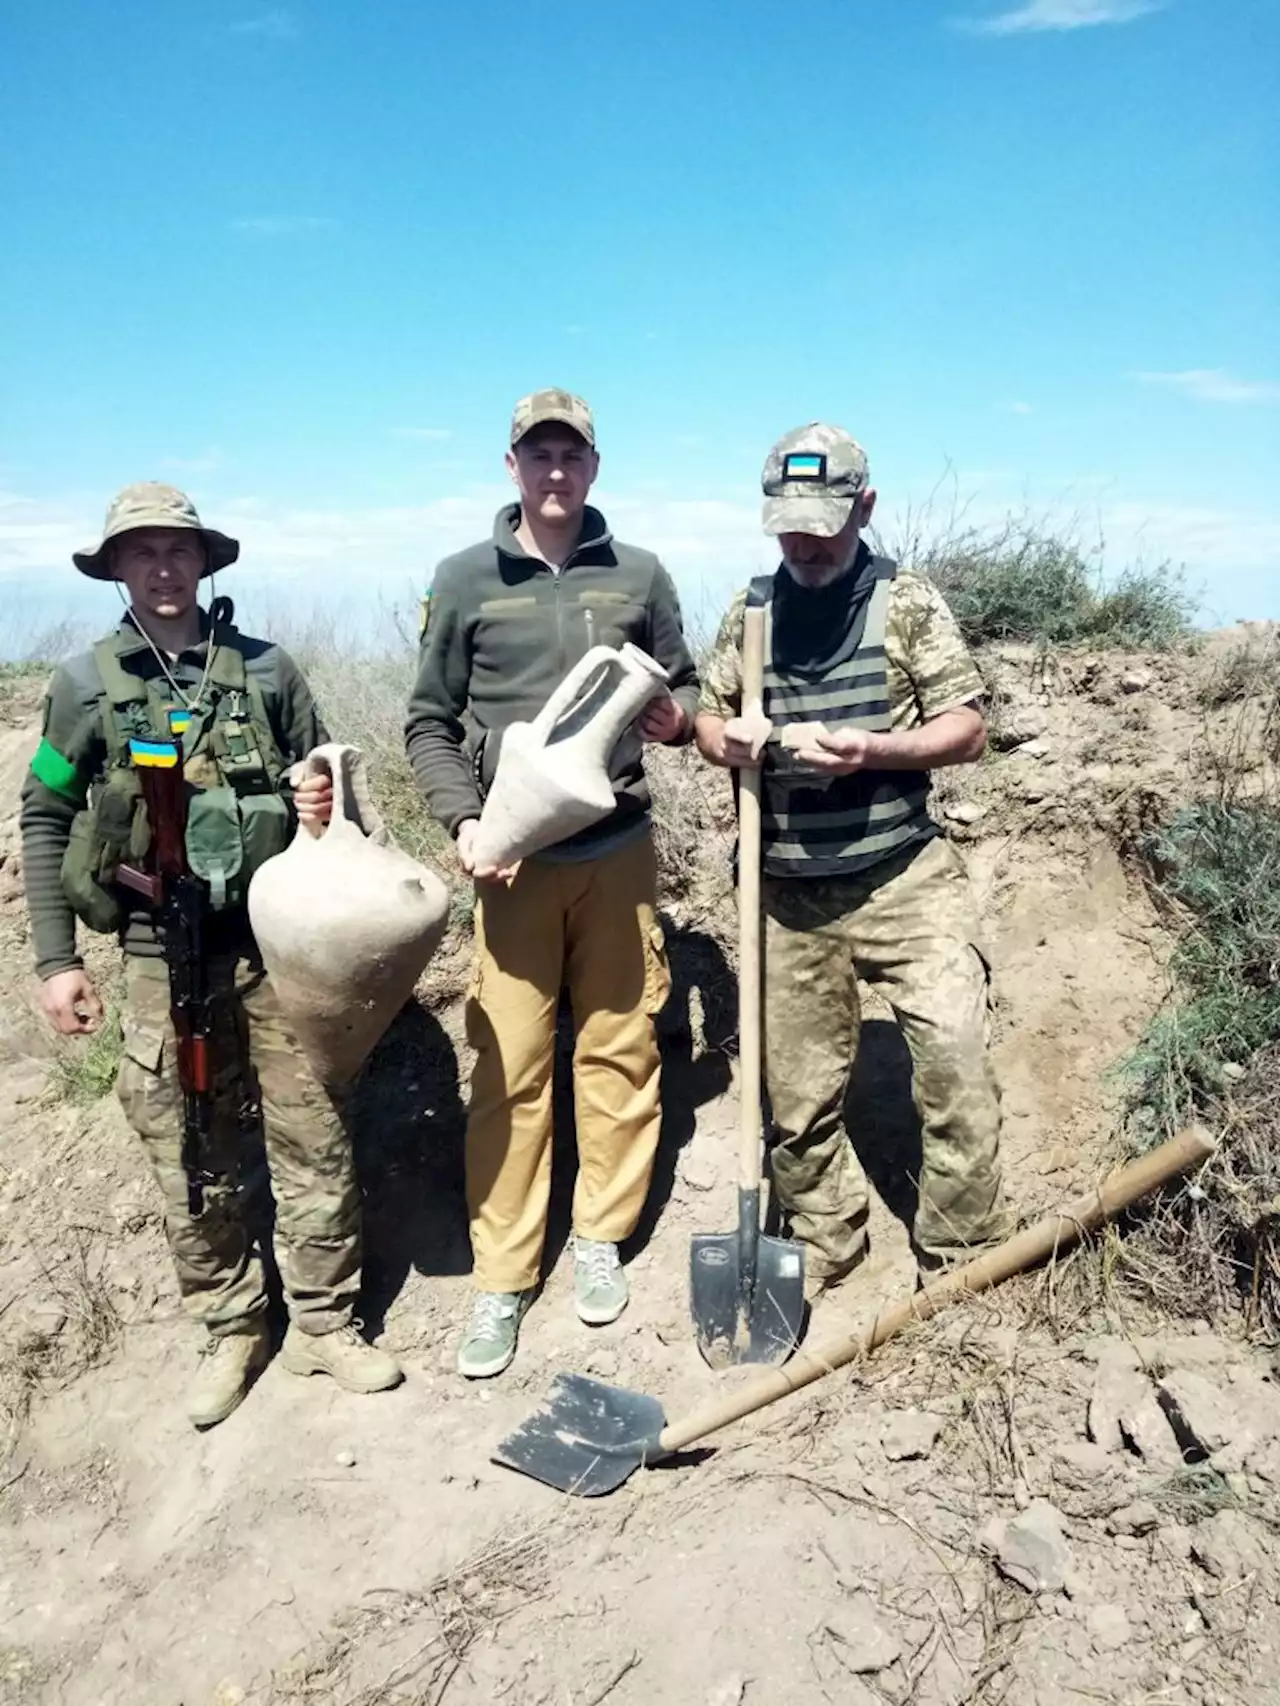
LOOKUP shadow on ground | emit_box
[348,999,470,1333]
[544,922,736,1278]
[344,920,737,1325]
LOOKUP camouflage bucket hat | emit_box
[73,482,240,582]
[510,388,596,448]
[761,423,869,539]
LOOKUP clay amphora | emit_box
[471,642,669,869]
[247,743,450,1086]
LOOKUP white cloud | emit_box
[5,479,1279,641]
[1129,368,1280,405]
[231,216,338,237]
[968,0,1161,35]
[231,10,299,40]
[391,428,454,442]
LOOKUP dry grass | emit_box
[0,1226,121,1474]
[265,1523,552,1704]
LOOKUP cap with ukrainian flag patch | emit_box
[761,422,870,539]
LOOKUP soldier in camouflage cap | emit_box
[510,388,596,449]
[760,423,870,540]
[407,389,700,1380]
[696,425,1013,1300]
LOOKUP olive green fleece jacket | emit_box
[405,504,701,859]
[20,616,327,980]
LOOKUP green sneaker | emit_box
[456,1291,528,1379]
[573,1237,629,1326]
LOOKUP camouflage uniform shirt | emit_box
[698,565,984,732]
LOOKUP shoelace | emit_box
[577,1242,619,1289]
[470,1295,516,1341]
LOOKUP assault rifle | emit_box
[116,746,216,1218]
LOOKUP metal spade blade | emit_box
[691,1188,806,1368]
[490,1373,669,1497]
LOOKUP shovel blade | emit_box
[690,1230,806,1369]
[491,1373,669,1497]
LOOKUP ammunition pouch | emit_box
[185,785,289,910]
[61,768,151,934]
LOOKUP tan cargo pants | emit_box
[465,830,671,1293]
[116,951,362,1336]
[763,836,1012,1275]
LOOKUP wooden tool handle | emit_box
[661,1124,1216,1454]
[738,605,766,1192]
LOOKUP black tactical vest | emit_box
[753,556,938,880]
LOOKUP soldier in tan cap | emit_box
[406,390,700,1377]
[696,426,1013,1296]
[20,483,403,1425]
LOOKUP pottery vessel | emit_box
[471,642,669,869]
[248,743,450,1085]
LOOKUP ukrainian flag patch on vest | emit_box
[128,738,180,769]
[167,707,192,738]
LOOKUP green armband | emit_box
[30,738,87,805]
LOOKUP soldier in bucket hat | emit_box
[20,482,403,1426]
[696,426,1014,1301]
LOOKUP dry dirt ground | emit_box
[2,632,1279,1706]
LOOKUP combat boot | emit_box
[802,1244,869,1306]
[187,1322,270,1430]
[280,1322,403,1393]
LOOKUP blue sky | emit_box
[2,0,1277,647]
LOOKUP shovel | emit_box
[689,602,806,1369]
[494,1124,1216,1495]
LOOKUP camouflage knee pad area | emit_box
[117,953,361,1332]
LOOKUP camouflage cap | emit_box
[510,388,596,448]
[73,482,240,581]
[761,423,870,539]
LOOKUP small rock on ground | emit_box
[944,801,986,825]
[1086,1603,1132,1653]
[995,1501,1073,1594]
[824,1598,903,1674]
[1106,1500,1161,1537]
[880,1409,945,1462]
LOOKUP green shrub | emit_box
[1112,800,1280,1330]
[899,515,1194,650]
[1121,801,1280,1145]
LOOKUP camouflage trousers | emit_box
[116,951,362,1337]
[763,836,1011,1275]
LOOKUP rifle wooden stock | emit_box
[119,751,217,1216]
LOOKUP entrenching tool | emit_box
[494,1125,1216,1496]
[689,601,806,1368]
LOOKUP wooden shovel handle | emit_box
[738,605,766,1192]
[660,1124,1216,1455]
